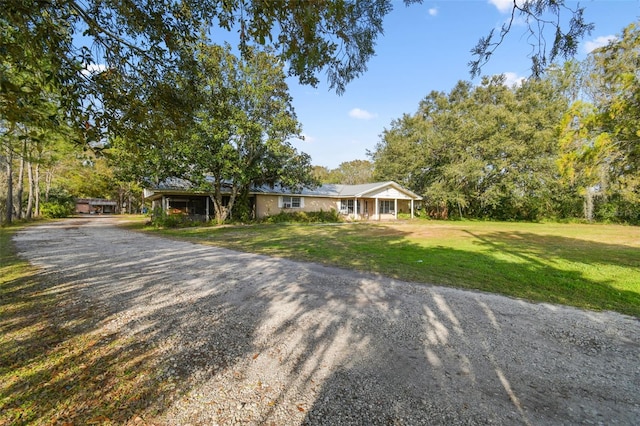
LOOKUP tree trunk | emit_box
[119,187,124,214]
[210,180,240,225]
[210,192,227,224]
[25,161,34,219]
[34,163,40,217]
[584,186,595,222]
[15,140,26,219]
[44,168,53,202]
[4,146,13,224]
[234,185,253,222]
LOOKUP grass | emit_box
[133,219,640,317]
[0,225,169,425]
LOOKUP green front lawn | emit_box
[140,220,640,317]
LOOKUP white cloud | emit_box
[82,63,108,76]
[489,0,512,13]
[428,7,438,16]
[348,108,377,120]
[584,35,617,53]
[489,0,525,13]
[502,72,525,87]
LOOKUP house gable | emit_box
[341,182,422,201]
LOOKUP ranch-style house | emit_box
[143,179,422,221]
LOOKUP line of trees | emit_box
[370,21,639,223]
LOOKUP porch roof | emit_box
[75,198,118,206]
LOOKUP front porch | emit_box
[339,197,417,221]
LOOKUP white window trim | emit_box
[379,199,395,214]
[340,199,355,214]
[279,195,304,209]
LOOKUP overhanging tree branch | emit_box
[469,0,594,78]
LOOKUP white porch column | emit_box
[354,196,358,220]
[394,198,398,219]
[375,197,379,220]
[410,199,414,218]
[206,196,210,221]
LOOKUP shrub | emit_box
[149,208,203,228]
[41,202,74,218]
[262,209,341,224]
[150,209,183,228]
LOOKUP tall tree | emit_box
[311,166,332,183]
[182,43,313,223]
[570,21,640,221]
[107,43,314,223]
[0,34,71,223]
[372,75,568,220]
[557,101,615,221]
[591,21,640,167]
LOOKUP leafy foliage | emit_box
[372,76,568,221]
[39,189,75,218]
[149,208,200,228]
[2,0,594,148]
[373,20,640,224]
[40,201,73,218]
[557,21,640,222]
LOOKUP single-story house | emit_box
[75,198,118,214]
[143,179,422,221]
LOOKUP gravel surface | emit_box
[12,217,640,425]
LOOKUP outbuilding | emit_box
[75,198,118,214]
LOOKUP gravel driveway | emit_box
[13,217,640,425]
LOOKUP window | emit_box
[340,199,355,214]
[379,200,394,214]
[281,196,302,208]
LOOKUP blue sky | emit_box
[286,0,640,169]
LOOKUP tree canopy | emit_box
[2,0,595,119]
[371,75,568,220]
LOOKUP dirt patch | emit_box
[9,217,640,425]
